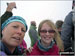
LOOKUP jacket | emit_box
[61,11,74,52]
[29,25,40,47]
[27,41,59,55]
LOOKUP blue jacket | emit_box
[61,11,74,51]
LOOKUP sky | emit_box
[1,0,72,48]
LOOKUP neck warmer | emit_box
[38,40,55,51]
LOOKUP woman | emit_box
[1,2,28,54]
[1,16,28,55]
[27,19,64,55]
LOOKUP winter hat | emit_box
[31,21,36,26]
[55,20,63,29]
[2,16,28,32]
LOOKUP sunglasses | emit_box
[40,30,55,33]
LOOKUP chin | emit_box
[10,43,19,47]
[45,41,51,44]
[13,44,19,47]
[45,42,50,44]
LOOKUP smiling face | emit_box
[2,22,26,47]
[40,22,55,46]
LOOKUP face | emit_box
[40,23,55,46]
[2,22,26,47]
[57,28,61,34]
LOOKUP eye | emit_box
[13,26,18,28]
[40,30,47,33]
[48,30,55,33]
[21,29,26,32]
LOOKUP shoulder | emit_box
[63,11,73,26]
[52,44,59,51]
[32,42,40,52]
[65,11,73,21]
[48,44,59,54]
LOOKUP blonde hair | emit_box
[38,19,64,51]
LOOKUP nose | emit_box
[46,31,50,35]
[16,28,22,35]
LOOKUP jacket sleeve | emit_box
[61,11,74,51]
[1,11,13,24]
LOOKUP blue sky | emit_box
[1,1,72,48]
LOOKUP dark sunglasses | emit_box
[40,30,55,33]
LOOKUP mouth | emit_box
[45,37,50,40]
[12,37,20,41]
[44,37,52,40]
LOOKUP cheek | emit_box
[40,33,44,37]
[50,33,55,38]
[20,36,24,44]
[21,34,25,40]
[2,29,11,37]
[52,33,55,36]
[22,33,25,38]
